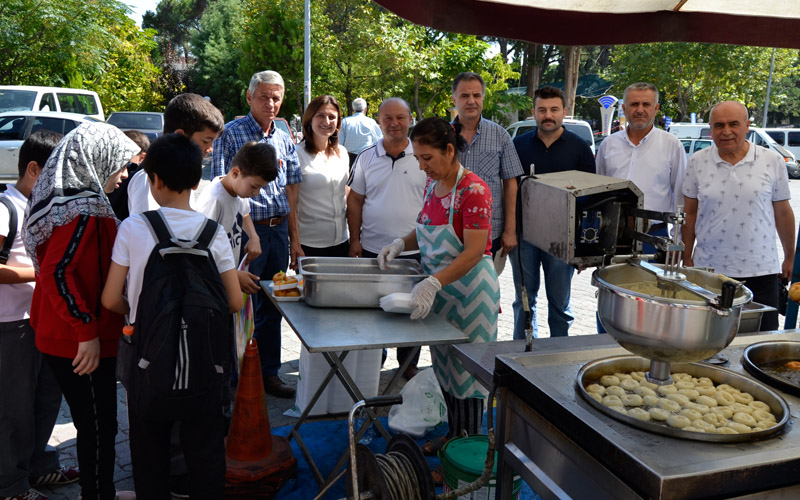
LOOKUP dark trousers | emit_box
[731,273,780,331]
[443,391,485,438]
[362,249,421,368]
[129,403,225,500]
[44,355,118,500]
[301,240,349,257]
[244,220,290,379]
[0,320,61,496]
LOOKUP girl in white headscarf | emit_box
[23,122,139,500]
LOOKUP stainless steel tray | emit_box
[576,355,790,443]
[743,341,800,397]
[739,302,777,333]
[298,257,427,308]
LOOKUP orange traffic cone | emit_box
[225,338,296,498]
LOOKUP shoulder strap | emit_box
[195,218,219,248]
[0,197,17,265]
[141,210,173,245]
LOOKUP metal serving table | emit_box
[454,332,800,500]
[265,291,467,490]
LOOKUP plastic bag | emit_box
[234,258,255,365]
[388,368,447,437]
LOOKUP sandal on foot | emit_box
[422,436,448,456]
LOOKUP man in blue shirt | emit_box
[510,86,595,340]
[211,70,301,398]
[339,97,383,167]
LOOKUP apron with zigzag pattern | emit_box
[416,166,499,399]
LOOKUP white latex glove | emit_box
[377,238,405,270]
[409,276,442,320]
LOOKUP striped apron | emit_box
[417,167,500,399]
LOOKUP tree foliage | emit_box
[0,0,165,113]
[605,43,798,122]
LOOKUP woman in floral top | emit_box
[378,117,500,465]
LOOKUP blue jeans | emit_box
[244,220,290,379]
[509,240,574,339]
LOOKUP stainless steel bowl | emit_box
[592,264,752,363]
[742,341,800,397]
[577,356,790,443]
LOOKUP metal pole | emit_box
[304,0,311,111]
[763,47,776,128]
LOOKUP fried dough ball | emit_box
[749,401,770,412]
[606,386,627,398]
[630,371,647,382]
[732,392,754,404]
[752,409,776,423]
[694,377,714,387]
[696,385,717,397]
[667,414,691,429]
[678,388,700,400]
[666,393,690,406]
[729,403,753,415]
[696,395,719,407]
[602,395,623,407]
[716,384,739,394]
[608,405,628,415]
[628,408,651,421]
[680,409,703,422]
[727,422,752,433]
[586,383,606,395]
[600,375,621,387]
[657,384,678,396]
[621,394,644,407]
[649,408,670,421]
[635,386,657,398]
[639,380,659,390]
[702,412,728,427]
[613,372,633,382]
[672,373,692,382]
[684,402,710,414]
[732,412,758,427]
[658,398,681,413]
[710,406,733,419]
[620,379,639,392]
[714,391,736,406]
[588,392,603,403]
[675,380,696,390]
[642,395,661,407]
[715,426,739,434]
[755,420,777,430]
[692,419,717,433]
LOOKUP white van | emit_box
[506,118,595,155]
[0,86,104,121]
[667,122,710,139]
[763,128,800,159]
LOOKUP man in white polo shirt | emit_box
[682,100,795,331]
[596,82,686,254]
[347,97,427,378]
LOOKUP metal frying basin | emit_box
[592,264,752,365]
[577,355,790,443]
[298,257,427,308]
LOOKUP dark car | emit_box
[106,111,164,141]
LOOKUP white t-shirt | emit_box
[195,176,251,263]
[111,207,236,319]
[296,144,349,248]
[348,140,427,254]
[0,185,34,321]
[127,169,160,216]
[683,141,790,277]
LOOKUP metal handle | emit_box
[362,395,403,408]
[720,281,736,310]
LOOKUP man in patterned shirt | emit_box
[682,100,795,331]
[451,72,524,258]
[211,70,301,398]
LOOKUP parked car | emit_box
[106,111,164,141]
[506,117,595,155]
[680,138,714,159]
[762,128,800,159]
[0,111,99,183]
[0,85,104,120]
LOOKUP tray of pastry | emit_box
[576,356,790,443]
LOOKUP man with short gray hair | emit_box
[340,97,383,167]
[596,81,686,253]
[211,69,300,398]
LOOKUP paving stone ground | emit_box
[37,178,800,499]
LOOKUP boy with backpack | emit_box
[195,141,279,294]
[0,130,79,500]
[101,133,243,499]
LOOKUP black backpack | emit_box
[0,197,17,265]
[118,210,232,421]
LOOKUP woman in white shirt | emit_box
[296,95,350,256]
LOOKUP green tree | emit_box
[190,0,245,117]
[605,43,798,122]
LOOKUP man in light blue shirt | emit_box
[340,97,383,166]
